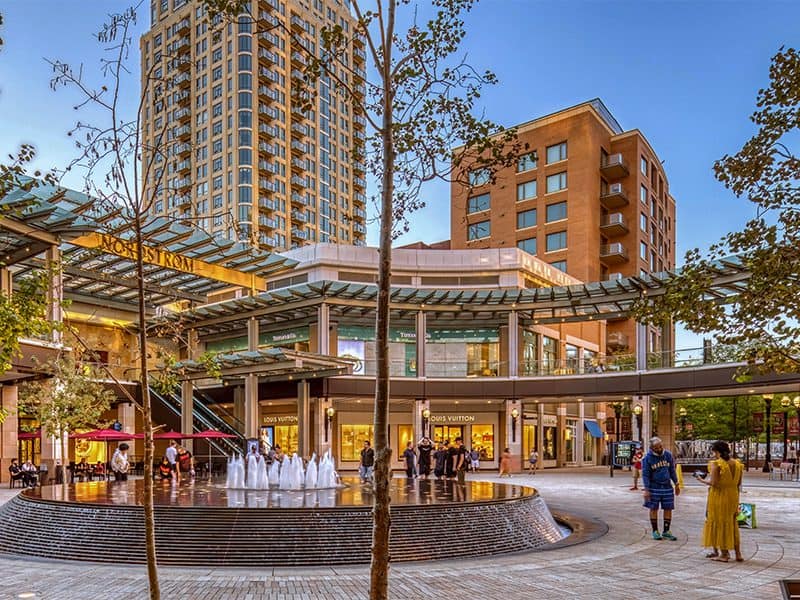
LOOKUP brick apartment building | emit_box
[450,99,677,356]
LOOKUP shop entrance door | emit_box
[433,425,464,445]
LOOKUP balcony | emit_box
[259,123,277,138]
[600,212,628,237]
[291,209,307,223]
[600,183,628,209]
[172,37,190,52]
[259,67,280,84]
[174,124,191,139]
[173,72,191,88]
[258,160,278,174]
[291,227,308,240]
[259,105,279,120]
[291,123,309,137]
[353,115,367,130]
[353,46,367,62]
[354,192,367,205]
[354,129,366,142]
[258,216,277,229]
[290,69,306,83]
[259,197,277,210]
[258,142,276,156]
[290,15,307,33]
[258,49,279,65]
[292,157,308,171]
[258,234,277,247]
[607,331,629,350]
[174,142,191,157]
[353,176,367,190]
[599,243,629,265]
[290,51,307,67]
[353,222,367,234]
[258,85,279,102]
[173,194,191,206]
[259,31,280,47]
[291,193,308,207]
[174,107,191,122]
[175,159,191,174]
[290,175,308,189]
[259,178,277,192]
[600,153,629,179]
[291,140,309,155]
[353,206,367,220]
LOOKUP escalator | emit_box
[149,387,246,457]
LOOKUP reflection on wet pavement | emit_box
[25,476,536,509]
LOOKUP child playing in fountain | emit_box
[158,457,172,480]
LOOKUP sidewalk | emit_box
[1,468,798,599]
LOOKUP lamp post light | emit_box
[781,395,791,461]
[762,394,773,473]
[421,407,431,439]
[325,406,335,443]
[510,407,520,443]
[679,407,687,440]
[608,402,623,478]
[633,404,643,443]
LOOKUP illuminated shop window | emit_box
[340,424,374,461]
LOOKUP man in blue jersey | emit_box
[642,436,680,540]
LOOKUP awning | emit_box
[584,420,603,438]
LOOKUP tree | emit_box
[205,1,521,597]
[676,396,761,443]
[0,271,56,374]
[17,354,115,484]
[633,48,800,377]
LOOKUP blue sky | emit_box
[2,0,798,350]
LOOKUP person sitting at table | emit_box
[74,458,90,482]
[8,459,25,487]
[21,460,38,487]
[93,461,106,479]
[158,457,173,480]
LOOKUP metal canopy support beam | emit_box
[317,303,330,355]
[508,311,519,378]
[60,263,207,303]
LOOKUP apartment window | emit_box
[517,208,537,229]
[546,172,567,193]
[517,180,536,201]
[469,167,490,187]
[517,152,537,172]
[467,193,490,214]
[640,184,647,204]
[467,220,490,240]
[640,241,647,260]
[545,201,567,223]
[517,237,537,255]
[546,141,567,164]
[545,231,567,252]
[549,260,567,272]
[640,213,647,232]
[641,156,648,176]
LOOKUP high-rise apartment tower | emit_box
[451,99,677,355]
[141,0,367,250]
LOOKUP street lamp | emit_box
[781,395,791,460]
[678,407,687,439]
[608,402,624,478]
[633,404,643,443]
[510,407,520,443]
[762,394,773,473]
[325,406,335,443]
[421,407,431,438]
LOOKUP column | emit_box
[505,399,522,472]
[413,398,430,441]
[556,403,567,466]
[595,405,607,466]
[537,402,545,462]
[635,321,647,371]
[297,381,311,458]
[508,311,519,378]
[0,266,11,295]
[638,395,652,445]
[244,374,259,439]
[0,385,19,483]
[233,385,245,430]
[415,311,426,378]
[247,317,259,351]
[657,398,675,452]
[577,401,585,466]
[118,401,137,459]
[181,381,194,453]
[46,246,63,343]
[317,303,330,355]
[315,396,333,456]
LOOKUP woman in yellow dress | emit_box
[697,440,744,562]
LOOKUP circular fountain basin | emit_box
[0,477,569,566]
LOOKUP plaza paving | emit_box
[0,467,798,599]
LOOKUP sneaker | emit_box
[661,531,677,541]
[651,531,663,540]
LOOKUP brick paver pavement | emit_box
[0,467,798,599]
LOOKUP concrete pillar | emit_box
[505,399,522,472]
[415,311,426,378]
[635,321,647,371]
[181,381,194,453]
[556,403,567,466]
[247,317,259,351]
[413,398,430,441]
[537,402,545,462]
[577,402,585,466]
[329,321,338,357]
[0,266,11,295]
[46,246,63,344]
[317,303,330,355]
[638,395,652,445]
[315,396,333,456]
[508,311,519,378]
[297,380,310,458]
[657,399,675,452]
[118,401,137,459]
[233,386,245,430]
[0,385,19,483]
[244,374,259,439]
[595,405,607,466]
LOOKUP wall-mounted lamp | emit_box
[510,407,520,443]
[421,407,431,438]
[325,405,335,443]
[633,404,643,443]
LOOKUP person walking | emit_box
[165,439,178,480]
[528,449,539,475]
[417,437,433,479]
[696,440,744,562]
[454,437,468,484]
[433,443,447,479]
[631,447,644,491]
[111,443,130,482]
[469,447,480,472]
[499,447,512,477]
[642,436,680,541]
[359,440,375,483]
[402,441,416,478]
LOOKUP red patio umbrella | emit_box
[153,430,193,440]
[71,429,142,481]
[17,430,41,440]
[191,430,238,478]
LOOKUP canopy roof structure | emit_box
[163,256,750,335]
[0,179,296,308]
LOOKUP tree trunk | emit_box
[370,4,395,598]
[135,225,160,600]
[60,431,68,487]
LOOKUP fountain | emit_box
[304,452,318,489]
[234,451,339,491]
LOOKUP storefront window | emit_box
[470,424,494,460]
[543,426,557,460]
[583,428,594,462]
[521,330,539,376]
[262,425,297,454]
[466,342,499,376]
[565,419,577,463]
[398,425,415,453]
[542,336,558,374]
[433,425,463,446]
[565,344,579,374]
[522,422,536,458]
[341,424,374,461]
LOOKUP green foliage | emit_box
[0,271,59,374]
[0,406,8,424]
[676,396,763,441]
[633,48,800,375]
[17,354,116,436]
